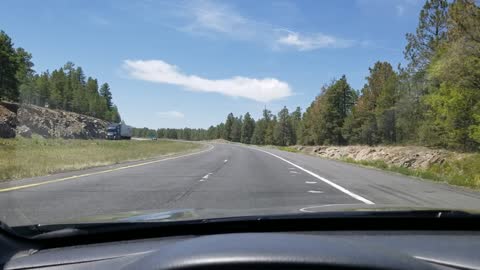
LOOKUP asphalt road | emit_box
[1,142,480,226]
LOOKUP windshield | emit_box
[0,0,479,230]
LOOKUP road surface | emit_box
[1,142,480,226]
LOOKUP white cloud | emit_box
[276,30,354,51]
[156,111,185,119]
[123,59,292,102]
[185,1,254,39]
[396,4,405,16]
[179,0,355,51]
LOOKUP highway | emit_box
[1,142,480,226]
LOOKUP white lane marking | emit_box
[305,181,317,184]
[308,190,324,194]
[0,144,215,193]
[200,173,212,182]
[289,171,300,174]
[224,159,228,163]
[413,256,464,269]
[251,147,375,205]
[299,203,361,213]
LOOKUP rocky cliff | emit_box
[0,103,18,138]
[0,102,110,139]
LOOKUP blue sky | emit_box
[1,0,422,128]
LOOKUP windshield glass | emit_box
[0,0,479,230]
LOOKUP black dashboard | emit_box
[2,230,480,270]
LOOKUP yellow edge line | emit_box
[0,144,214,193]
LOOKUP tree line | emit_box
[0,31,121,122]
[132,127,214,141]
[135,0,480,151]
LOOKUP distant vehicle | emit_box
[106,122,132,140]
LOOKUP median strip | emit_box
[0,144,214,193]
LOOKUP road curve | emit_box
[1,142,480,226]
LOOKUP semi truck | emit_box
[106,122,132,140]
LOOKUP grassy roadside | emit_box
[275,146,301,153]
[273,145,480,190]
[0,137,202,181]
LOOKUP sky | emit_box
[1,0,423,129]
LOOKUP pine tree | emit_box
[48,68,66,109]
[290,107,302,145]
[404,0,449,72]
[71,66,88,114]
[342,63,397,145]
[216,123,225,139]
[369,62,399,144]
[274,106,293,146]
[230,116,242,142]
[35,72,50,107]
[262,109,275,145]
[86,77,98,94]
[0,31,20,101]
[251,119,266,145]
[99,83,113,109]
[303,76,356,145]
[240,112,255,144]
[224,113,235,140]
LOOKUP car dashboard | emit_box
[2,230,480,270]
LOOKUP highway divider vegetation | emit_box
[0,138,201,181]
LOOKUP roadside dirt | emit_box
[292,145,467,169]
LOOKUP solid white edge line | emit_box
[251,147,375,205]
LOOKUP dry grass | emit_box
[0,137,201,181]
[277,145,480,190]
[340,155,480,190]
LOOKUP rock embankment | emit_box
[292,145,457,169]
[0,102,110,139]
[0,103,17,138]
